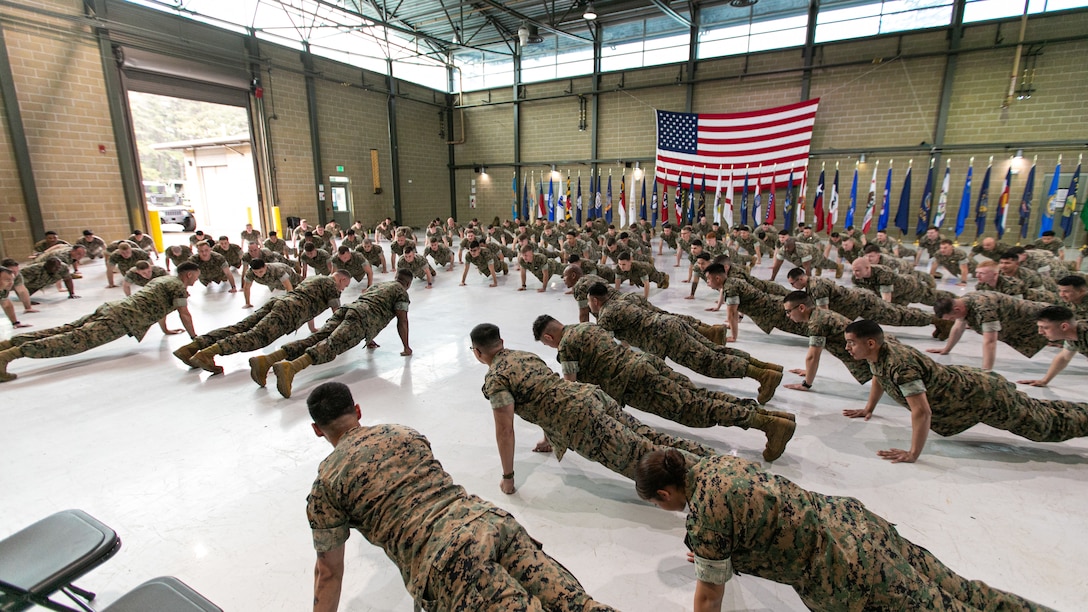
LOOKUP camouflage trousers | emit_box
[627,268,667,287]
[12,306,129,359]
[426,250,451,267]
[618,354,756,429]
[589,265,616,283]
[194,301,310,355]
[281,308,382,365]
[999,330,1051,359]
[795,497,1051,611]
[650,319,750,379]
[892,287,957,308]
[199,270,230,285]
[423,510,616,611]
[931,368,1088,442]
[475,260,509,277]
[743,302,808,336]
[554,388,716,480]
[836,292,933,327]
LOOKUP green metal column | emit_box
[685,7,699,113]
[0,24,44,242]
[301,44,327,226]
[800,0,820,101]
[386,58,403,223]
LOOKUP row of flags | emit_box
[508,154,1084,241]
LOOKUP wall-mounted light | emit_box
[473,165,481,174]
[859,154,866,163]
[481,166,488,175]
[1014,149,1024,159]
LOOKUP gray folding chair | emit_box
[102,576,220,612]
[0,510,121,612]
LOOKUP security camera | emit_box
[518,25,529,47]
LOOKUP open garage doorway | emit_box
[128,92,260,245]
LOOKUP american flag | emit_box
[655,99,819,188]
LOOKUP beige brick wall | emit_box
[261,45,315,232]
[397,96,453,226]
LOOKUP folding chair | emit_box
[0,509,121,612]
[102,576,220,612]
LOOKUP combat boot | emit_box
[699,324,727,346]
[0,340,12,351]
[660,273,670,289]
[748,357,783,372]
[835,263,844,278]
[814,268,823,276]
[747,365,782,404]
[746,411,796,462]
[249,349,287,387]
[172,341,199,366]
[0,346,22,382]
[273,353,313,399]
[932,317,954,341]
[756,405,797,422]
[189,345,224,375]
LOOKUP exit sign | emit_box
[336,165,344,172]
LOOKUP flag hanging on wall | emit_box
[877,161,892,232]
[766,164,777,226]
[827,165,840,235]
[861,162,878,234]
[894,161,912,235]
[1060,156,1081,238]
[576,173,583,226]
[933,160,950,229]
[640,176,647,222]
[654,99,820,191]
[538,175,546,219]
[724,168,735,229]
[797,170,807,227]
[1039,157,1061,236]
[595,169,603,218]
[617,172,627,225]
[713,168,723,225]
[674,171,684,222]
[522,173,530,221]
[547,176,555,222]
[564,172,572,220]
[651,180,659,227]
[512,173,519,220]
[954,159,973,239]
[845,163,858,229]
[783,167,794,232]
[605,172,613,223]
[1018,157,1036,240]
[916,159,934,237]
[813,166,826,233]
[974,158,992,239]
[740,167,750,226]
[994,164,1011,239]
[686,170,696,224]
[698,170,707,221]
[586,173,595,221]
[661,175,669,224]
[753,163,763,226]
[557,175,567,221]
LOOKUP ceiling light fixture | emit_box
[583,2,597,20]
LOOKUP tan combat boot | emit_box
[835,263,844,278]
[757,406,797,422]
[748,357,783,372]
[932,317,954,341]
[172,341,200,366]
[747,365,782,404]
[747,411,796,462]
[698,324,727,346]
[248,349,287,387]
[0,340,13,351]
[273,353,313,399]
[660,273,670,289]
[0,346,23,382]
[189,344,224,375]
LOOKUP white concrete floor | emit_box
[1,234,1086,611]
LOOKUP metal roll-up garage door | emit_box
[119,46,251,107]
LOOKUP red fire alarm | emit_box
[254,87,264,99]
[98,144,107,154]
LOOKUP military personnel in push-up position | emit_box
[305,382,617,612]
[0,263,201,382]
[843,319,1088,463]
[460,240,508,287]
[517,244,564,292]
[532,316,795,461]
[251,269,414,398]
[930,294,1054,371]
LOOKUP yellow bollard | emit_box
[148,212,164,252]
[247,207,254,225]
[272,206,283,237]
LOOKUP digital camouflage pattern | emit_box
[719,276,807,336]
[189,252,232,285]
[123,265,168,287]
[482,348,715,475]
[933,248,977,277]
[805,307,872,383]
[616,259,667,288]
[970,241,1009,262]
[282,280,408,364]
[683,454,1051,611]
[917,233,943,258]
[240,228,262,245]
[263,237,289,256]
[464,249,508,277]
[520,253,564,284]
[355,244,385,267]
[213,243,243,269]
[245,262,300,291]
[959,292,1052,358]
[872,340,1088,441]
[299,248,333,275]
[425,243,453,267]
[804,276,934,327]
[396,255,435,281]
[307,424,615,611]
[19,261,71,293]
[557,322,757,429]
[11,276,189,357]
[164,245,194,269]
[853,264,954,306]
[333,251,373,282]
[108,248,151,276]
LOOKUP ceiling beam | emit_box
[474,0,592,43]
[649,0,691,28]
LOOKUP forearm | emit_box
[313,553,344,612]
[906,395,932,459]
[179,310,197,337]
[64,278,75,296]
[496,424,515,475]
[865,378,883,411]
[727,305,740,341]
[1040,351,1075,383]
[803,348,821,384]
[243,284,253,305]
[397,318,410,351]
[693,580,726,612]
[981,334,997,371]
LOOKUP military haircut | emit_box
[1057,275,1087,289]
[778,229,791,236]
[337,245,352,255]
[690,239,703,248]
[0,266,12,278]
[331,269,351,281]
[634,448,687,501]
[784,290,814,309]
[250,259,266,270]
[939,238,955,246]
[1037,305,1075,323]
[469,323,502,351]
[786,267,807,281]
[706,232,717,240]
[134,260,151,271]
[617,251,632,262]
[176,261,200,275]
[587,282,610,298]
[705,263,727,276]
[999,252,1019,262]
[44,230,57,236]
[531,314,558,341]
[469,240,481,249]
[43,257,64,273]
[82,229,93,236]
[1041,230,1057,237]
[844,319,885,342]
[1003,246,1025,258]
[830,232,840,238]
[307,381,356,427]
[933,297,956,318]
[566,229,578,237]
[696,252,711,262]
[520,244,535,254]
[395,269,414,284]
[711,254,731,266]
[618,232,630,240]
[862,244,882,254]
[567,253,582,264]
[2,258,18,268]
[304,242,317,252]
[267,231,277,237]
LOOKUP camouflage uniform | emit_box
[805,307,873,383]
[483,349,715,478]
[339,234,361,250]
[127,234,155,253]
[263,237,290,257]
[795,233,822,246]
[561,238,594,261]
[108,248,151,276]
[213,243,243,269]
[836,241,863,264]
[355,244,385,268]
[975,275,1028,300]
[425,243,453,267]
[616,260,668,288]
[970,241,1008,262]
[389,239,416,259]
[959,292,1052,358]
[465,249,507,278]
[123,265,168,288]
[240,228,261,245]
[873,252,915,274]
[1021,250,1068,280]
[719,277,807,337]
[333,252,372,283]
[682,454,1049,611]
[10,276,189,358]
[164,246,194,269]
[1063,297,1088,320]
[1007,266,1059,295]
[872,340,1088,443]
[596,299,749,379]
[299,248,333,275]
[245,262,300,291]
[75,236,106,259]
[728,267,789,297]
[20,261,72,294]
[1029,239,1064,257]
[539,230,562,251]
[396,255,436,281]
[281,280,408,364]
[242,247,285,268]
[933,248,977,277]
[521,253,564,285]
[732,235,760,257]
[188,252,232,285]
[106,239,140,254]
[660,230,679,251]
[776,242,838,271]
[309,231,335,253]
[557,323,759,429]
[194,275,341,354]
[32,238,68,253]
[307,424,615,611]
[1061,320,1088,355]
[33,245,81,268]
[853,264,954,306]
[805,276,933,327]
[916,233,942,259]
[575,259,616,283]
